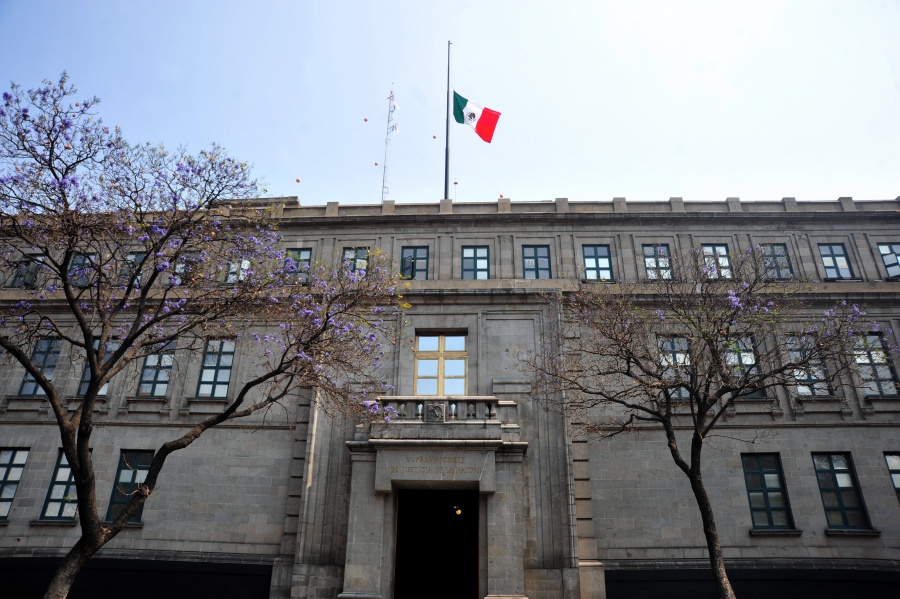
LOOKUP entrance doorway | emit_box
[393,489,479,599]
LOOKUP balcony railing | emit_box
[378,396,503,423]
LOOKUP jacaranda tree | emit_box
[527,245,895,599]
[0,74,403,598]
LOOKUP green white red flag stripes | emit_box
[453,91,500,143]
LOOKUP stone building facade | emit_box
[1,196,899,598]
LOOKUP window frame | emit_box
[854,334,899,397]
[818,243,855,280]
[41,450,79,521]
[342,247,369,273]
[724,336,764,398]
[812,452,871,530]
[78,339,120,397]
[787,335,830,397]
[0,448,29,520]
[69,253,95,288]
[285,248,312,284]
[106,450,154,523]
[522,245,552,280]
[225,257,251,284]
[461,246,489,280]
[6,255,42,289]
[414,334,468,396]
[701,244,732,279]
[196,339,235,399]
[118,251,146,288]
[172,251,201,286]
[582,244,613,281]
[137,342,175,398]
[642,244,672,281]
[400,246,429,280]
[19,338,61,396]
[761,243,793,280]
[877,243,900,281]
[658,335,690,400]
[741,453,795,530]
[885,452,900,504]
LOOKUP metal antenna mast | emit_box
[381,88,398,202]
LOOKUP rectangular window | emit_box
[69,253,94,288]
[225,258,251,283]
[414,335,467,396]
[197,340,235,398]
[461,246,489,280]
[19,338,61,396]
[643,244,672,280]
[0,448,29,520]
[342,247,369,273]
[762,244,793,280]
[659,336,690,400]
[6,255,42,288]
[286,248,312,284]
[885,453,900,504]
[701,244,732,279]
[523,245,551,279]
[42,450,78,520]
[583,245,613,281]
[812,453,870,529]
[819,244,854,280]
[787,335,829,397]
[877,243,900,280]
[854,335,899,397]
[138,342,175,397]
[401,246,429,280]
[724,337,763,398]
[118,252,146,288]
[78,340,120,397]
[106,450,153,523]
[741,453,794,529]
[172,251,200,286]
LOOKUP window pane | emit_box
[417,379,437,395]
[444,360,466,376]
[417,360,438,376]
[443,379,465,395]
[418,337,439,351]
[444,337,466,351]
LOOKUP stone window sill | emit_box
[30,519,77,527]
[825,528,881,537]
[749,528,802,537]
[823,277,863,282]
[104,520,144,529]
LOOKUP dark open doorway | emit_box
[394,489,479,599]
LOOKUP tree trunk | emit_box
[43,539,98,599]
[688,472,737,599]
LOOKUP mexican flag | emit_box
[453,91,501,143]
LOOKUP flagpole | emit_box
[444,40,451,200]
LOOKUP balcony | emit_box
[371,395,520,442]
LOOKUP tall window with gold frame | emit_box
[414,335,467,396]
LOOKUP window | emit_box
[522,245,551,279]
[77,340,120,397]
[885,453,900,504]
[286,248,312,284]
[854,334,899,397]
[659,336,690,400]
[741,454,794,530]
[106,450,153,523]
[118,252,146,288]
[6,255,42,288]
[787,335,829,397]
[414,335,467,396]
[342,247,369,273]
[172,251,200,286]
[225,258,251,283]
[19,338,61,396]
[69,253,94,288]
[877,243,900,280]
[724,337,763,398]
[701,244,732,279]
[643,244,672,280]
[761,244,792,280]
[818,244,854,280]
[41,450,78,520]
[461,246,489,280]
[401,246,429,280]
[197,340,235,398]
[812,453,870,529]
[0,448,29,520]
[138,342,175,397]
[583,245,613,281]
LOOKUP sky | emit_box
[1,0,899,206]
